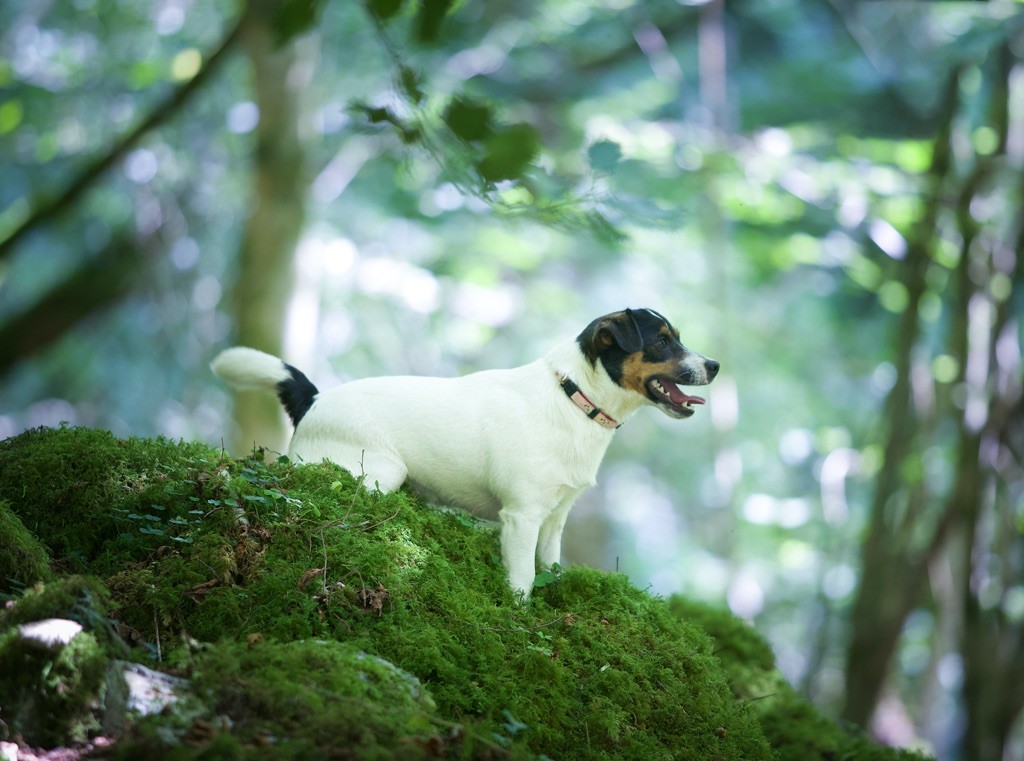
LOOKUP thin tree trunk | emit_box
[960,296,1023,761]
[842,41,1023,744]
[227,8,312,455]
[841,69,961,729]
[960,98,1024,756]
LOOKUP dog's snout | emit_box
[705,359,720,380]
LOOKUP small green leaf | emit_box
[366,106,392,124]
[399,66,424,104]
[477,123,541,183]
[587,139,622,172]
[354,103,420,143]
[444,97,493,142]
[273,0,326,44]
[501,710,528,735]
[367,0,405,21]
[415,0,456,43]
[532,571,556,588]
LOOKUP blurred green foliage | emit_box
[0,1,1022,758]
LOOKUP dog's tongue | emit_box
[662,379,706,406]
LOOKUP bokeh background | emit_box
[1,1,1022,759]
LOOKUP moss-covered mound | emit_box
[0,426,927,760]
[668,599,920,761]
[0,499,53,588]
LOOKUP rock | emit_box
[16,618,84,650]
[103,661,194,735]
[0,626,107,747]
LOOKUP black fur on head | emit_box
[577,308,719,419]
[577,309,644,367]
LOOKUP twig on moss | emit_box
[477,614,568,633]
[363,506,402,532]
[741,693,776,703]
[317,528,330,590]
[154,606,162,663]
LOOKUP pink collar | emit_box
[557,373,621,429]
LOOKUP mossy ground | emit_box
[0,499,54,589]
[0,427,929,760]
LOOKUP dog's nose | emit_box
[705,359,720,380]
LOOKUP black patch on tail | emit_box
[276,364,319,426]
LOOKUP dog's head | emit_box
[577,308,719,419]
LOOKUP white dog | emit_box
[212,308,718,597]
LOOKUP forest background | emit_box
[1,1,1022,760]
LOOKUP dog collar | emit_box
[557,374,621,430]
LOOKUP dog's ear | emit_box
[577,310,644,365]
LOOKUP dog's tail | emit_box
[211,347,319,427]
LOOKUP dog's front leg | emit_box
[537,500,575,570]
[498,507,542,599]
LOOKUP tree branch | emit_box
[0,235,141,376]
[0,11,248,264]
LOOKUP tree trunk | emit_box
[840,70,960,729]
[959,124,1024,760]
[842,44,1024,751]
[227,7,312,455]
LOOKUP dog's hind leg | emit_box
[295,441,408,494]
[342,449,407,494]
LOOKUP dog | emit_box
[211,308,719,597]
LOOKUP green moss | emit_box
[0,576,128,659]
[0,425,232,574]
[0,427,929,760]
[194,640,437,757]
[668,597,776,673]
[0,628,108,746]
[0,499,54,593]
[668,599,929,761]
[115,639,533,760]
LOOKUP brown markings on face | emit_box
[620,353,680,397]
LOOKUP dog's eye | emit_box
[655,336,669,349]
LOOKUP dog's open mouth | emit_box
[647,377,706,418]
